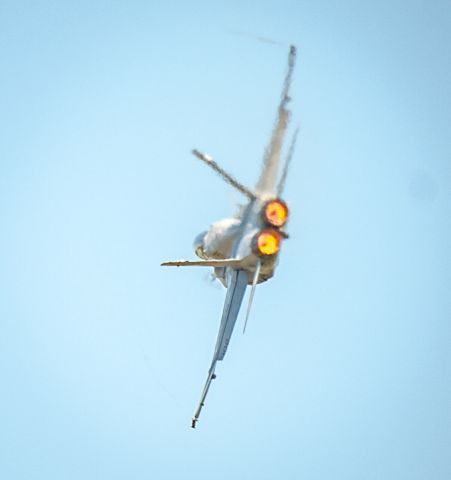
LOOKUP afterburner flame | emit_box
[255,229,281,256]
[263,199,288,227]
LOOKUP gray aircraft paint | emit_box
[161,45,298,427]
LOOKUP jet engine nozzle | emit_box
[262,199,289,228]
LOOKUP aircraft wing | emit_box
[255,45,296,197]
[191,268,248,427]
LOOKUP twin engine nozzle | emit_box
[254,199,289,257]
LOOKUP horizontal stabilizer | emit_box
[161,259,243,268]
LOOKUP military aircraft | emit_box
[161,45,298,428]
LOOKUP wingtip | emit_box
[191,417,197,429]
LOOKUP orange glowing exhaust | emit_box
[254,229,281,256]
[263,199,289,228]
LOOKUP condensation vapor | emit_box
[226,28,285,47]
[255,45,297,196]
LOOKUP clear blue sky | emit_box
[1,1,450,479]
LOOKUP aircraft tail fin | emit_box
[192,149,256,200]
[161,258,244,268]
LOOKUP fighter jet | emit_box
[161,45,298,428]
